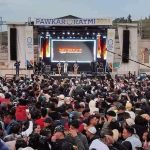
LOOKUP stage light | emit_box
[92,37,95,39]
[72,32,75,35]
[53,32,55,35]
[57,36,60,39]
[62,36,64,39]
[77,32,80,35]
[103,35,106,39]
[80,37,83,39]
[62,32,65,35]
[46,32,49,35]
[86,32,89,35]
[67,32,70,35]
[93,32,95,35]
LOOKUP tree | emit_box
[127,14,132,23]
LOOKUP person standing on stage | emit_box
[57,61,62,75]
[73,61,79,75]
[64,61,68,73]
[14,60,20,76]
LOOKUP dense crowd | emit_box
[0,73,150,150]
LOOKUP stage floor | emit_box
[51,74,81,77]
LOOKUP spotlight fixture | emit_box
[46,32,49,35]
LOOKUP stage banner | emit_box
[34,18,112,26]
[25,26,34,69]
[97,34,101,58]
[106,29,115,71]
[16,26,26,69]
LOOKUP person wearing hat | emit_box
[51,125,74,150]
[86,126,100,146]
[88,128,109,150]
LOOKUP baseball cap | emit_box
[54,125,64,133]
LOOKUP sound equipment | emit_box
[10,28,17,60]
[122,30,130,63]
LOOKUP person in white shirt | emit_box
[122,126,142,150]
[64,62,68,73]
[89,138,109,150]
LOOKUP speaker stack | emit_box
[10,28,17,60]
[122,30,130,63]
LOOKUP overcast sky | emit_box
[0,0,150,22]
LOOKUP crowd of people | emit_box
[0,73,150,150]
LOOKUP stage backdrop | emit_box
[51,40,96,62]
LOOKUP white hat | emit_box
[57,94,65,100]
[112,129,119,142]
[126,118,135,126]
[89,100,96,108]
[18,147,34,150]
[87,126,97,134]
[141,98,147,103]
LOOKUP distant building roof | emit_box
[57,15,81,19]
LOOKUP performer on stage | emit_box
[64,61,68,73]
[14,60,20,76]
[73,62,79,75]
[57,61,62,75]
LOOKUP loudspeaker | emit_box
[122,30,130,63]
[10,28,17,60]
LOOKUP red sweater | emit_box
[15,105,28,121]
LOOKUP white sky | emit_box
[0,0,149,22]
